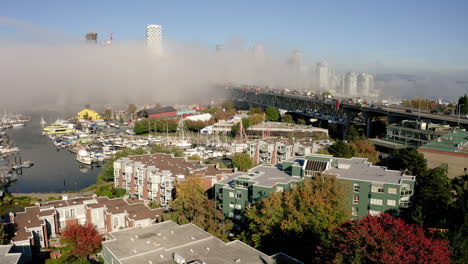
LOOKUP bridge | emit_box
[227,86,468,139]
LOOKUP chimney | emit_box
[9,212,14,223]
[62,194,69,201]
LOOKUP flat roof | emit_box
[0,245,21,264]
[325,157,415,184]
[218,165,301,188]
[103,221,281,264]
[420,129,468,153]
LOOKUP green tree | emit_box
[447,175,468,264]
[231,153,254,171]
[150,144,184,157]
[346,125,360,142]
[133,119,149,134]
[298,118,306,125]
[388,149,427,177]
[328,140,355,158]
[188,154,201,161]
[166,178,232,241]
[265,106,279,121]
[241,177,347,262]
[102,109,112,120]
[281,114,294,123]
[457,94,468,114]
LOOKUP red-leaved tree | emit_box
[323,213,450,264]
[61,223,102,259]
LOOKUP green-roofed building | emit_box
[214,154,416,224]
[418,129,468,178]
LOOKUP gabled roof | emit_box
[143,106,177,115]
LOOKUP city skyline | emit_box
[1,0,467,73]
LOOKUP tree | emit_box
[150,144,184,157]
[281,114,294,123]
[128,104,137,114]
[388,149,427,177]
[346,125,359,142]
[298,118,306,125]
[242,177,347,262]
[328,140,355,158]
[95,186,127,198]
[61,224,102,259]
[231,153,254,171]
[457,94,468,114]
[349,139,379,164]
[166,178,232,241]
[222,100,235,111]
[265,106,279,121]
[188,154,201,161]
[102,109,112,120]
[0,224,16,245]
[248,107,263,115]
[322,213,450,264]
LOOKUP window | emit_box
[353,184,360,192]
[229,192,234,198]
[276,186,284,192]
[235,204,242,210]
[113,217,119,229]
[37,231,43,242]
[370,198,383,205]
[229,202,234,208]
[388,187,397,194]
[351,207,358,216]
[353,195,359,204]
[387,200,396,206]
[369,210,381,216]
[65,208,76,219]
[371,183,384,193]
[236,193,242,199]
[228,212,234,218]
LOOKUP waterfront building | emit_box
[418,128,468,178]
[7,196,165,262]
[136,106,177,119]
[76,108,102,120]
[215,154,415,221]
[113,153,232,205]
[146,25,163,56]
[316,61,329,90]
[343,72,357,97]
[102,220,301,264]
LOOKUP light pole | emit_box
[458,104,464,126]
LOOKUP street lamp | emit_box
[458,104,464,126]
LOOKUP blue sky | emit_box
[2,0,468,72]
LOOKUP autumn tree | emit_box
[61,224,102,260]
[248,107,263,115]
[349,139,380,164]
[231,153,254,171]
[166,178,232,241]
[321,213,450,264]
[241,177,347,262]
[127,104,137,114]
[281,114,294,123]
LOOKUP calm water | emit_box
[3,114,101,193]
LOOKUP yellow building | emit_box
[77,108,102,120]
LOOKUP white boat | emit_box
[0,146,19,154]
[76,149,93,165]
[40,114,46,125]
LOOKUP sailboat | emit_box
[40,113,46,125]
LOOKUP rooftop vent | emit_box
[235,259,241,263]
[146,241,151,245]
[133,249,137,254]
[190,236,196,240]
[170,230,174,235]
[189,248,194,253]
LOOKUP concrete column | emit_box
[365,112,372,138]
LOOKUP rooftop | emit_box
[0,245,21,264]
[420,129,468,154]
[103,221,300,264]
[218,165,301,188]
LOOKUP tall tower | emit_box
[344,72,358,97]
[316,61,329,90]
[146,25,163,56]
[357,73,374,97]
[289,50,303,72]
[85,32,97,44]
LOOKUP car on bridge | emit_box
[405,109,413,113]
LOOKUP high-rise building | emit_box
[344,72,358,97]
[146,25,163,55]
[215,44,224,52]
[357,73,374,97]
[316,61,329,90]
[289,49,303,72]
[85,32,97,44]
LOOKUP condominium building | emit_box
[146,24,163,56]
[316,61,329,90]
[113,153,232,205]
[343,72,357,97]
[215,154,415,221]
[356,73,374,97]
[7,196,165,262]
[102,220,302,264]
[247,138,318,165]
